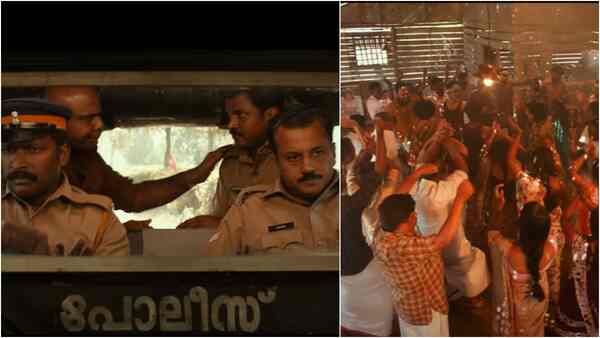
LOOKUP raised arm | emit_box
[395,163,438,194]
[506,129,524,178]
[107,145,233,213]
[569,146,598,209]
[374,120,388,176]
[432,180,474,250]
[416,120,451,164]
[442,137,469,173]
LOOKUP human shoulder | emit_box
[219,146,240,164]
[67,185,114,211]
[447,170,468,184]
[233,184,271,206]
[217,148,242,177]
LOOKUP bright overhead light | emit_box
[483,78,495,87]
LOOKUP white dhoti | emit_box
[398,310,449,337]
[341,259,394,336]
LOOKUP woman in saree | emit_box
[551,208,598,336]
[550,148,599,336]
[488,201,564,336]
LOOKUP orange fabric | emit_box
[1,114,66,130]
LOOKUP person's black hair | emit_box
[395,81,407,93]
[414,100,435,120]
[489,137,511,172]
[446,80,463,90]
[368,82,382,93]
[52,130,68,146]
[429,76,443,86]
[465,91,495,123]
[529,102,548,123]
[341,137,356,165]
[267,107,333,152]
[355,160,380,200]
[378,194,415,232]
[232,87,285,113]
[350,114,368,129]
[530,146,561,184]
[517,202,551,301]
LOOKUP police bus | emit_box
[2,50,340,336]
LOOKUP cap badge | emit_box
[10,111,20,126]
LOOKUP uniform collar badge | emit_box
[11,111,20,126]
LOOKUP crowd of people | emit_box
[341,65,598,336]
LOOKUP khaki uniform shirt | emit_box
[210,143,279,218]
[2,175,129,256]
[208,172,339,256]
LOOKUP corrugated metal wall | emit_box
[342,3,598,89]
[341,21,464,90]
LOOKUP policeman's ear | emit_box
[57,142,70,167]
[263,107,280,123]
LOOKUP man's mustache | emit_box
[6,171,38,182]
[299,172,322,183]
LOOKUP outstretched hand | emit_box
[195,144,235,183]
[177,215,221,229]
[201,145,234,170]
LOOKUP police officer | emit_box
[178,88,282,228]
[45,86,232,230]
[208,108,339,255]
[1,98,129,256]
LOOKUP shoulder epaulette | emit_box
[234,184,270,205]
[68,186,114,210]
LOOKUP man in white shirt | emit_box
[366,82,384,120]
[341,90,364,117]
[410,134,490,306]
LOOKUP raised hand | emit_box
[194,144,235,183]
[201,145,234,170]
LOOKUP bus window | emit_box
[97,125,341,229]
[97,125,232,229]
